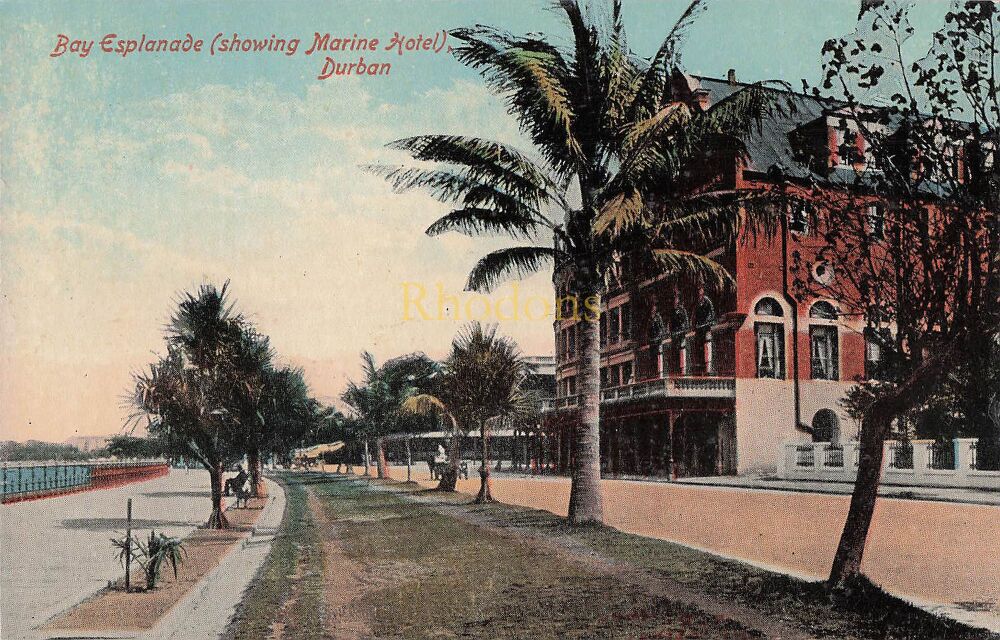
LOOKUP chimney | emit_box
[727,68,737,84]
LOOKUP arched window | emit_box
[812,409,840,444]
[754,297,783,317]
[810,301,838,320]
[808,302,839,380]
[694,297,716,326]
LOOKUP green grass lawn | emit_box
[227,473,998,640]
[312,474,761,640]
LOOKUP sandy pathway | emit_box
[1,469,226,639]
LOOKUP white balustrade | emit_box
[778,438,999,489]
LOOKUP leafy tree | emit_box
[371,0,784,523]
[227,326,275,497]
[106,435,168,460]
[801,1,1000,586]
[405,322,537,501]
[0,440,92,462]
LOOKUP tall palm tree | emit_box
[371,0,782,523]
[406,322,536,501]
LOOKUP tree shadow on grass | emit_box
[59,517,201,531]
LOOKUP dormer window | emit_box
[837,130,865,167]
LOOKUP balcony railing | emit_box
[795,445,815,467]
[541,375,735,412]
[600,376,735,403]
[823,445,845,468]
[928,441,956,470]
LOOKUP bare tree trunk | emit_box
[476,422,494,503]
[828,413,889,586]
[438,431,462,492]
[375,437,389,479]
[363,439,371,476]
[568,290,604,524]
[247,448,267,498]
[206,461,229,529]
[828,347,955,586]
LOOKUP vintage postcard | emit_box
[1,1,998,638]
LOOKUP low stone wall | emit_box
[776,438,1000,490]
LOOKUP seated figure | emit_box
[224,466,248,497]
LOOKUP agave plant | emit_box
[142,530,186,590]
[110,530,186,591]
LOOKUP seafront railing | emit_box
[1,459,169,504]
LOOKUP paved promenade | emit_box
[379,465,1000,632]
[1,469,225,639]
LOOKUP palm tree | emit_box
[252,365,319,491]
[130,283,247,529]
[371,0,782,523]
[404,379,464,491]
[341,352,437,479]
[229,326,276,498]
[405,322,536,501]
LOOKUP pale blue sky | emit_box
[0,1,949,441]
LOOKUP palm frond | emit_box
[652,249,734,294]
[362,165,483,202]
[385,135,564,206]
[630,0,706,118]
[594,188,644,235]
[622,102,691,154]
[402,393,450,416]
[365,163,548,226]
[426,207,546,240]
[653,190,783,245]
[451,25,582,170]
[360,351,378,382]
[465,246,558,293]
